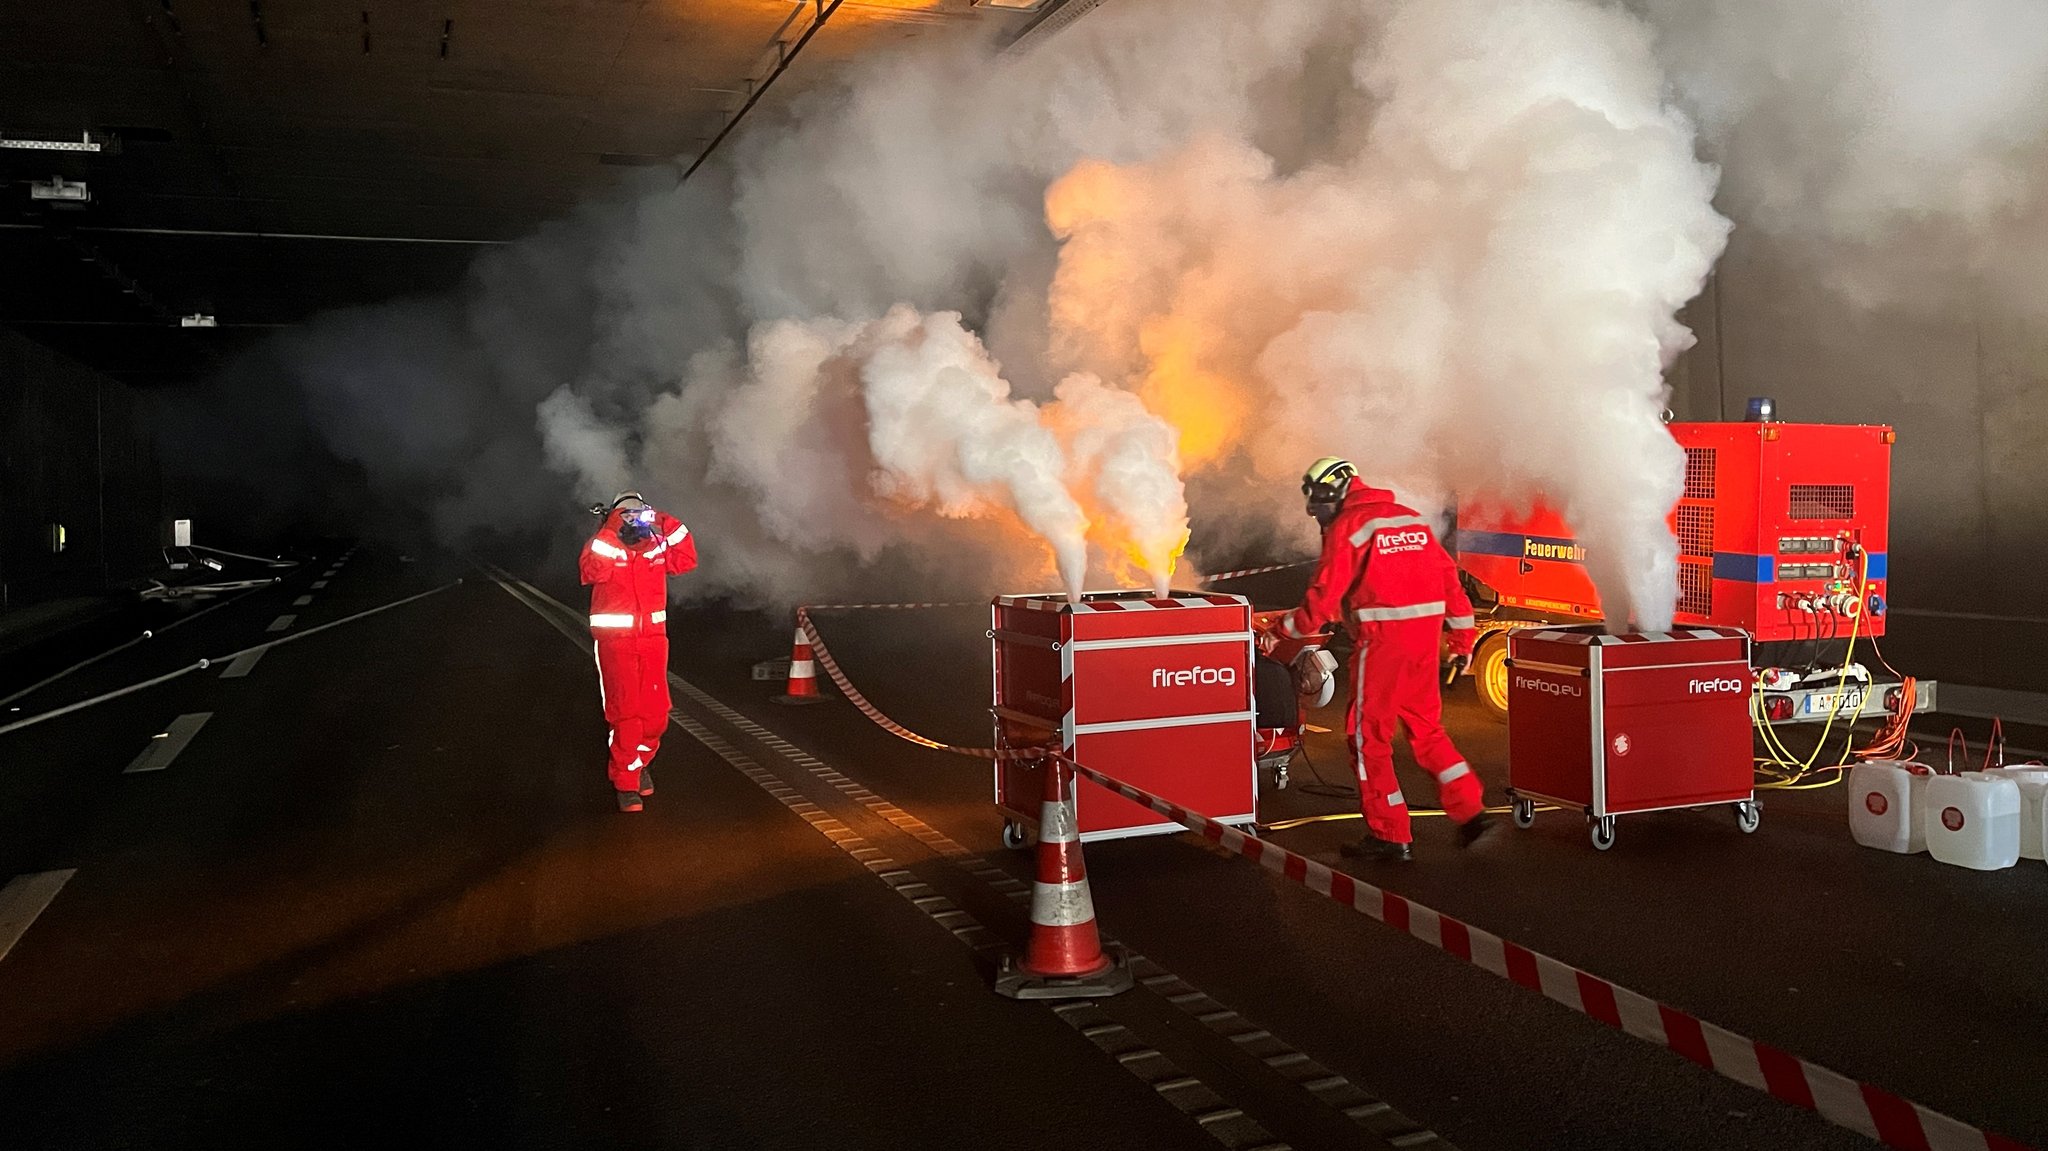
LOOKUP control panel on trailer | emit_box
[1452,412,1934,725]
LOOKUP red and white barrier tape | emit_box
[1062,757,2035,1151]
[795,609,1039,761]
[1199,561,1312,584]
[786,607,2034,1148]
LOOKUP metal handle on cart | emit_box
[1598,660,1751,675]
[990,629,1060,650]
[1503,658,1587,676]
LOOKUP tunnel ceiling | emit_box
[0,0,1055,384]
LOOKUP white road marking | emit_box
[312,581,329,589]
[123,712,213,773]
[0,870,76,963]
[293,595,314,606]
[267,614,296,632]
[220,649,267,679]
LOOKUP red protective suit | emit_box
[1279,479,1480,844]
[580,508,698,792]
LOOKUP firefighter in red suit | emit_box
[1265,458,1491,860]
[580,491,697,812]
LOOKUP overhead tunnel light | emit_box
[180,314,218,328]
[974,0,1049,9]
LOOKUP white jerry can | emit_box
[1925,772,2022,871]
[1986,767,2048,862]
[1847,760,1932,854]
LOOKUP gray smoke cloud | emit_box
[240,0,2048,621]
[1646,0,2048,313]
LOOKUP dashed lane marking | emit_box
[665,672,1447,1149]
[220,649,266,679]
[293,595,314,607]
[485,570,1302,1151]
[0,870,75,964]
[122,712,213,774]
[266,615,296,633]
[312,581,329,590]
[485,567,1441,1151]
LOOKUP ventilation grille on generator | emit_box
[1789,484,1855,520]
[1675,505,1715,559]
[1684,447,1716,501]
[1678,561,1713,618]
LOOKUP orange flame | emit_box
[1137,316,1244,468]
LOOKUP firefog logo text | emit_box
[1688,677,1746,695]
[1515,675,1581,698]
[1377,530,1430,555]
[1152,665,1238,688]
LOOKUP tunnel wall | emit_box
[0,327,169,612]
[1669,236,2048,693]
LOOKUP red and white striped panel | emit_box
[1524,627,1748,646]
[1060,756,2036,1151]
[994,593,1245,614]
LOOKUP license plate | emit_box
[1803,690,1865,716]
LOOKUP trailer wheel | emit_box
[1473,633,1511,724]
[1001,820,1031,851]
[1734,801,1761,834]
[1590,816,1617,851]
[1512,798,1536,829]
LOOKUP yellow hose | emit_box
[1751,549,1872,789]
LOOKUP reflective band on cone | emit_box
[774,622,827,705]
[994,757,1133,1000]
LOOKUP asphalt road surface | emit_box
[0,546,2037,1150]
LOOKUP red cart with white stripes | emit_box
[1505,624,1759,851]
[991,590,1258,845]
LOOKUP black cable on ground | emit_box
[1293,742,1357,800]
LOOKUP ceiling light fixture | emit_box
[973,0,1047,9]
[180,314,218,328]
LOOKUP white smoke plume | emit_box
[536,387,632,502]
[1041,0,1729,628]
[1046,372,1190,595]
[851,307,1090,597]
[263,0,2048,624]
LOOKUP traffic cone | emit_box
[994,756,1133,1000]
[774,623,826,705]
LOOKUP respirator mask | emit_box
[617,504,657,545]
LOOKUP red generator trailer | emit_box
[1453,413,1936,725]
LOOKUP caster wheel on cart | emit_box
[1512,798,1536,829]
[1590,816,1617,852]
[1000,820,1031,851]
[1275,763,1291,791]
[1734,800,1761,834]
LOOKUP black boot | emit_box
[1340,833,1413,862]
[638,766,655,797]
[1457,811,1499,848]
[616,789,644,813]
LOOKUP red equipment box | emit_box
[992,590,1256,843]
[1506,625,1758,850]
[1459,421,1893,642]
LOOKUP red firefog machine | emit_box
[991,590,1258,845]
[1505,626,1761,852]
[1455,411,1934,726]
